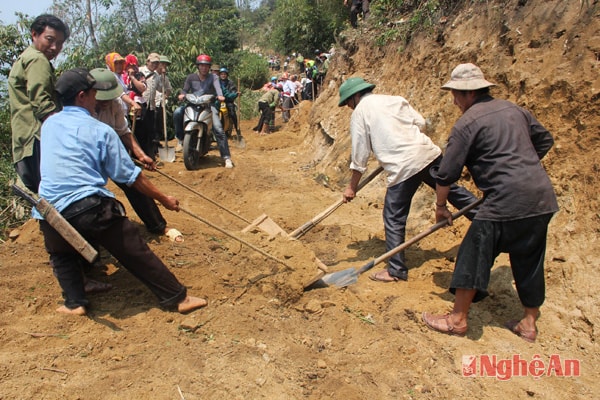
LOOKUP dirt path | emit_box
[0,108,596,399]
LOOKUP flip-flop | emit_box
[165,228,184,243]
[369,269,399,282]
[505,320,537,343]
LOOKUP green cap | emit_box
[159,55,171,64]
[89,68,123,101]
[338,77,375,107]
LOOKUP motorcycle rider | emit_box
[173,54,234,168]
[218,67,241,137]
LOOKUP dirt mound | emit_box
[1,1,598,398]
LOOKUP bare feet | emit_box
[56,305,86,316]
[177,296,208,313]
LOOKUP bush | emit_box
[0,83,30,239]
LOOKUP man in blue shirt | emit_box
[38,68,207,316]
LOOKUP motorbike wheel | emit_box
[183,130,201,170]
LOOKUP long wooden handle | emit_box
[161,73,168,147]
[12,185,98,263]
[355,197,484,275]
[288,166,384,239]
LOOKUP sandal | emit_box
[422,312,468,337]
[165,228,184,243]
[368,269,403,282]
[505,320,537,343]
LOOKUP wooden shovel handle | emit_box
[356,197,484,275]
[12,185,98,263]
[288,166,384,239]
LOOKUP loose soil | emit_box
[1,1,598,398]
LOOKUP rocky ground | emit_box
[0,0,598,398]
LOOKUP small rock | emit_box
[304,300,322,314]
[179,316,199,332]
[8,229,20,240]
[317,359,327,369]
[255,377,267,387]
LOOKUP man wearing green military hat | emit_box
[338,77,479,283]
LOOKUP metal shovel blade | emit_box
[158,146,176,162]
[310,260,375,289]
[235,133,246,149]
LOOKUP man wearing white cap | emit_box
[422,63,558,342]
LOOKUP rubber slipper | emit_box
[505,320,537,343]
[165,228,184,243]
[369,270,400,282]
[422,312,467,337]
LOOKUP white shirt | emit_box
[349,93,441,187]
[95,99,130,138]
[282,79,296,97]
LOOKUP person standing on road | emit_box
[338,77,479,283]
[37,68,206,316]
[253,84,282,135]
[8,14,70,193]
[422,63,558,342]
[90,67,183,243]
[280,73,296,122]
[218,67,242,137]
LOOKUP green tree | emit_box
[268,0,346,56]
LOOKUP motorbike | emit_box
[182,93,215,170]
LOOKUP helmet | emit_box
[195,54,212,65]
[219,67,229,74]
[338,77,375,107]
[270,76,277,82]
[275,83,284,91]
[89,68,123,101]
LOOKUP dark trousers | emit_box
[225,102,239,131]
[384,156,479,278]
[450,213,553,306]
[114,181,166,234]
[256,101,273,132]
[14,139,41,193]
[134,105,156,160]
[39,196,186,310]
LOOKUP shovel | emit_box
[157,73,175,162]
[307,198,483,289]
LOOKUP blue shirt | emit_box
[35,106,141,219]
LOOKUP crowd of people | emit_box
[8,15,558,344]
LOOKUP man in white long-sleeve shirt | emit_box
[338,77,478,283]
